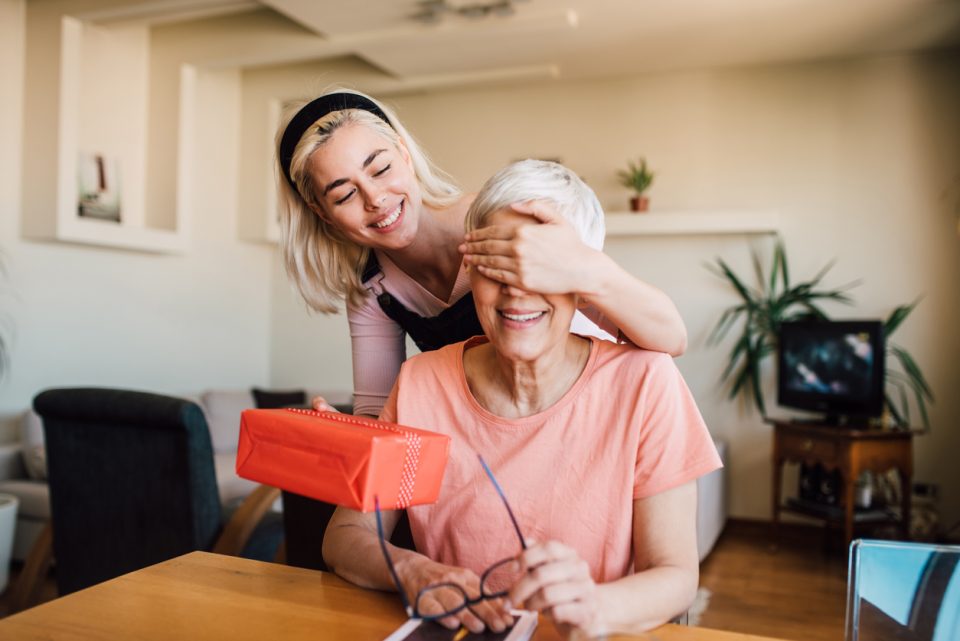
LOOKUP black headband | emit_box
[278,93,394,192]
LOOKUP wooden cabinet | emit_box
[770,420,916,548]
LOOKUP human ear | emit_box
[309,202,332,224]
[395,138,413,169]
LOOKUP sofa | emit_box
[0,389,728,564]
[0,388,350,563]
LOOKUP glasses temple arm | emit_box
[375,496,414,616]
[477,454,527,550]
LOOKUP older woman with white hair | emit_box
[322,160,721,639]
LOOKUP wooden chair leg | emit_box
[273,540,286,564]
[10,521,53,613]
[213,485,280,557]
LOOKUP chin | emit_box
[491,340,550,364]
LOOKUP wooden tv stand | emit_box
[770,419,916,549]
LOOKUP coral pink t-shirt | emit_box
[379,335,721,584]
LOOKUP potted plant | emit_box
[708,239,932,429]
[617,158,654,212]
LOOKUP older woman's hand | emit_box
[397,556,515,634]
[459,201,602,296]
[509,540,604,638]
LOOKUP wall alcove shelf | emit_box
[21,15,194,254]
[605,211,780,237]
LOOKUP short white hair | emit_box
[465,160,605,250]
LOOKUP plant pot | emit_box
[629,195,649,213]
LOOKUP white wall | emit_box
[0,0,275,439]
[264,52,960,526]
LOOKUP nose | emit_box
[359,181,386,210]
[500,281,528,298]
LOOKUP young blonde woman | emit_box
[277,89,687,417]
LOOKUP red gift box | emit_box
[236,408,449,512]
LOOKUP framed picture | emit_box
[77,152,121,222]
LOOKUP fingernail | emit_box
[492,621,505,633]
[503,599,512,611]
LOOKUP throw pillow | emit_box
[252,388,307,409]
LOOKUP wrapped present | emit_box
[236,408,449,512]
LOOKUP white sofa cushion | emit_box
[18,410,47,480]
[200,390,256,454]
[0,479,50,520]
[214,452,258,505]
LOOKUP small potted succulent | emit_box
[617,158,655,212]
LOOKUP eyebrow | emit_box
[322,149,388,196]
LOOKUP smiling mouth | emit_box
[370,201,403,229]
[498,310,546,322]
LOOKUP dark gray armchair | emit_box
[11,388,282,610]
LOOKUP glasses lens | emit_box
[415,582,470,620]
[481,557,523,598]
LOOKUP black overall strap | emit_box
[362,253,484,352]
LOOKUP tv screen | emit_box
[777,320,885,421]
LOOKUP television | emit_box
[777,320,885,423]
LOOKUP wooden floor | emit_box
[1,521,850,639]
[698,519,848,641]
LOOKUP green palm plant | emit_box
[707,240,856,416]
[883,301,934,429]
[709,241,933,429]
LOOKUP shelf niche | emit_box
[21,15,194,253]
[605,211,780,237]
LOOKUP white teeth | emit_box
[501,311,545,322]
[372,204,401,228]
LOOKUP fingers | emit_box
[509,200,560,224]
[311,396,337,412]
[522,576,594,612]
[475,265,521,287]
[460,237,516,258]
[462,253,515,271]
[417,591,511,633]
[509,541,597,627]
[468,598,514,633]
[520,540,580,573]
[405,564,512,634]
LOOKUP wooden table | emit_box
[0,552,785,641]
[770,420,915,548]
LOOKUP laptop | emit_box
[846,539,960,641]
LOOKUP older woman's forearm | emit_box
[594,564,700,633]
[579,251,688,356]
[322,520,401,591]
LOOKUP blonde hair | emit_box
[465,159,605,250]
[276,89,462,313]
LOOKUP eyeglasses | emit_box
[375,454,527,621]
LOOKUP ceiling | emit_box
[82,0,960,88]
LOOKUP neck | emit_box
[381,200,465,301]
[466,336,592,419]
